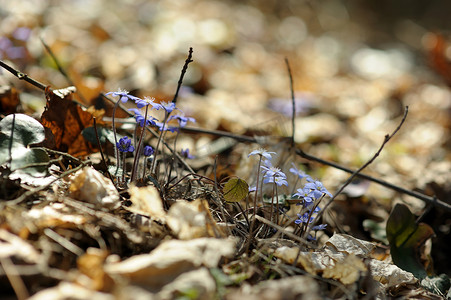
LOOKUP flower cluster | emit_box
[106,89,197,183]
[248,148,332,236]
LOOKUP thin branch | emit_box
[306,106,409,236]
[180,115,451,213]
[0,60,47,91]
[172,47,193,104]
[285,58,296,148]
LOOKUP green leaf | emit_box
[0,114,49,175]
[386,204,434,279]
[0,113,45,147]
[223,178,248,202]
[82,126,117,145]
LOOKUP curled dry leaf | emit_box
[0,85,20,114]
[229,275,321,300]
[127,185,166,223]
[27,281,113,300]
[69,167,120,209]
[167,199,225,239]
[158,267,216,300]
[274,233,417,287]
[104,238,235,290]
[40,86,98,157]
[76,247,115,292]
[322,254,367,285]
[0,228,41,264]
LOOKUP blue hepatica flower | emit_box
[106,89,139,103]
[117,136,134,153]
[289,163,311,180]
[129,108,158,127]
[295,213,314,225]
[155,121,179,133]
[181,148,194,159]
[312,224,327,231]
[156,101,177,114]
[304,178,333,199]
[293,187,314,205]
[135,96,160,109]
[248,148,276,160]
[168,114,196,128]
[143,145,154,157]
[261,160,286,179]
[294,206,320,224]
[269,176,288,187]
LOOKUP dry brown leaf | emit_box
[167,199,224,239]
[127,185,166,222]
[77,248,115,292]
[0,229,41,263]
[322,254,367,285]
[27,281,114,300]
[274,234,417,288]
[26,202,87,229]
[273,247,333,275]
[228,276,321,300]
[0,85,20,114]
[69,167,120,209]
[158,267,216,300]
[40,86,98,157]
[104,238,235,290]
[325,233,376,257]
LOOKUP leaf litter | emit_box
[1,0,451,299]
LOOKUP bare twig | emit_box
[43,228,84,256]
[0,60,47,91]
[0,257,29,300]
[306,106,410,237]
[179,123,451,213]
[172,47,193,104]
[285,58,296,148]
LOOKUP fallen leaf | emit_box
[167,199,225,239]
[158,267,216,300]
[40,86,98,157]
[27,281,114,300]
[69,167,120,209]
[322,254,366,285]
[127,185,166,222]
[223,177,249,202]
[0,85,20,114]
[104,238,235,290]
[77,248,115,292]
[228,275,321,300]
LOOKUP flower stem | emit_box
[131,105,149,182]
[150,111,169,175]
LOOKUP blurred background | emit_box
[1,0,451,274]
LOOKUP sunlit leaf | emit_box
[223,178,248,202]
[0,114,49,175]
[41,87,98,157]
[0,113,45,147]
[386,204,434,279]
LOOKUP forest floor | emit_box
[0,0,451,299]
